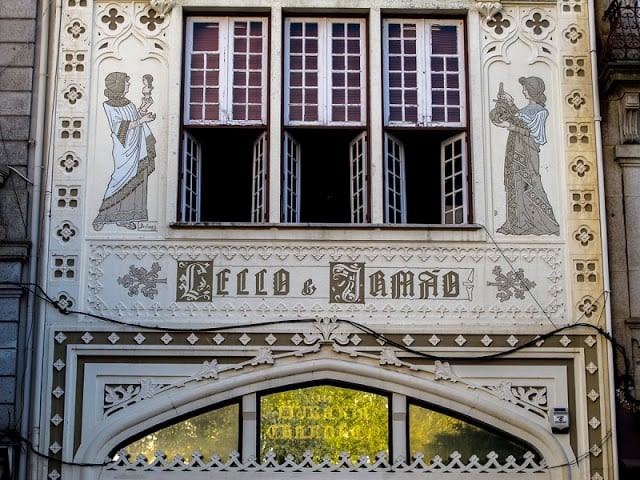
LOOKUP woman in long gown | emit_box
[93,72,156,230]
[490,76,559,236]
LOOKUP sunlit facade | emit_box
[28,1,618,480]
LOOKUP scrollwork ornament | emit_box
[474,1,504,21]
[149,0,176,19]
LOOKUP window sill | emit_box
[168,222,487,243]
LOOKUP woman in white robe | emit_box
[93,72,156,230]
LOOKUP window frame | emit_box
[284,17,368,126]
[183,16,269,126]
[382,18,467,128]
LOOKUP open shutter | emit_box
[349,132,368,223]
[441,132,467,224]
[384,133,406,224]
[251,132,267,222]
[282,132,301,223]
[181,131,202,222]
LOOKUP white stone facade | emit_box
[34,1,616,480]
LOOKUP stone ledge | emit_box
[0,242,29,261]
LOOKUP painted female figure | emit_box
[93,72,156,230]
[490,76,559,235]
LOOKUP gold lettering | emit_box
[391,271,414,299]
[216,269,230,295]
[369,270,386,297]
[443,271,460,297]
[255,269,268,295]
[236,268,249,295]
[273,269,290,296]
[418,270,439,299]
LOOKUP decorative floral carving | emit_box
[574,225,596,247]
[570,156,591,178]
[108,449,546,473]
[101,7,125,30]
[59,152,79,173]
[487,266,536,302]
[118,262,167,299]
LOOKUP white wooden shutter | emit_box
[384,133,406,224]
[251,132,267,222]
[441,132,467,224]
[181,131,202,222]
[349,132,368,223]
[282,132,301,223]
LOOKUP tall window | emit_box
[178,15,471,226]
[383,19,468,224]
[180,17,268,222]
[283,18,368,223]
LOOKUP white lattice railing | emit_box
[101,450,550,479]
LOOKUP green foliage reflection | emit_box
[409,404,533,461]
[123,403,239,461]
[260,385,389,463]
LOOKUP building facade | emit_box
[595,0,640,478]
[30,1,618,479]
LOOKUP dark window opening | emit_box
[183,127,266,222]
[284,128,366,223]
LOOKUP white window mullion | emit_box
[420,23,430,126]
[441,132,467,224]
[181,131,202,222]
[320,19,329,124]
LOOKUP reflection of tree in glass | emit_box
[409,404,537,462]
[260,385,389,463]
[122,403,239,461]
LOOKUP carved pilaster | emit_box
[620,92,640,144]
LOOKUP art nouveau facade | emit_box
[32,1,617,479]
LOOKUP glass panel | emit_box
[122,403,239,460]
[409,403,534,461]
[261,385,388,462]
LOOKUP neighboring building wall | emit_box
[0,0,37,477]
[595,0,640,478]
